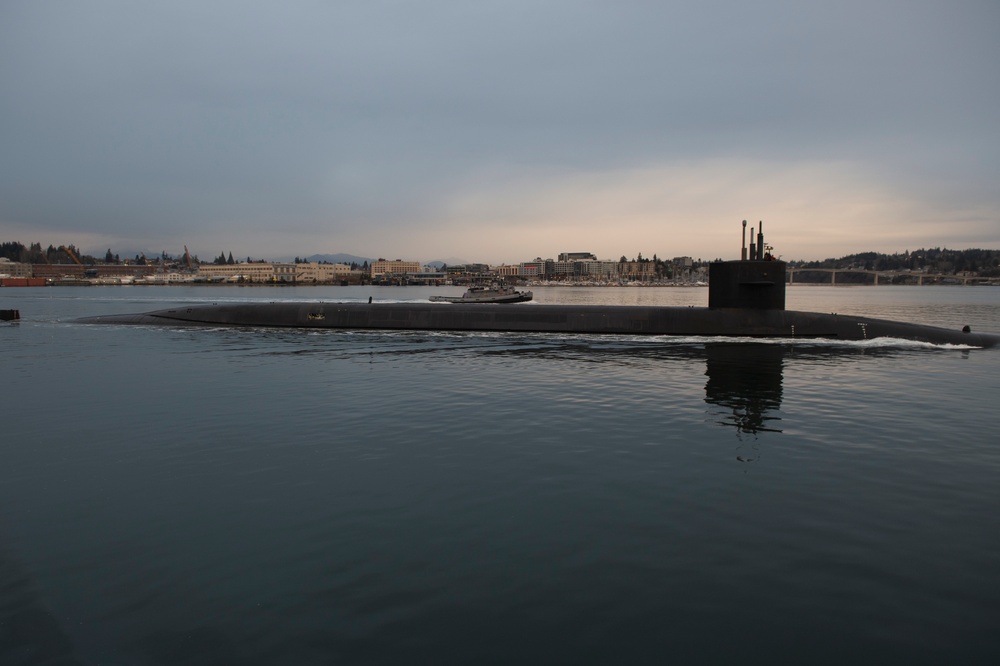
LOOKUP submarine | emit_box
[76,223,1000,348]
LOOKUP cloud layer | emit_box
[2,1,998,262]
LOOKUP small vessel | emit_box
[430,284,533,304]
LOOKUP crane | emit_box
[59,245,84,266]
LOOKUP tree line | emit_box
[0,242,202,266]
[791,248,1000,277]
[4,240,999,277]
[1,242,96,265]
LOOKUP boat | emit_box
[430,284,532,304]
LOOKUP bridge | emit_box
[786,267,1000,286]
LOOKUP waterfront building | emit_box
[493,264,520,277]
[551,261,576,278]
[519,259,546,277]
[371,259,422,276]
[0,258,33,278]
[547,255,620,280]
[92,264,158,278]
[672,256,695,281]
[558,252,597,261]
[574,260,619,278]
[673,256,693,269]
[30,263,160,280]
[619,261,657,280]
[404,271,448,284]
[195,262,357,283]
[445,263,490,276]
[31,264,86,279]
[273,263,297,282]
[198,263,277,281]
[295,262,353,283]
[140,272,190,284]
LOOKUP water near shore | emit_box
[3,285,999,664]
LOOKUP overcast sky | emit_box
[2,1,998,264]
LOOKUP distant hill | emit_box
[427,258,469,268]
[304,253,374,266]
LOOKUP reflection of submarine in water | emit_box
[77,223,1000,348]
[704,343,784,437]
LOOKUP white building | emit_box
[198,263,277,281]
[295,262,353,283]
[0,258,32,278]
[371,259,422,276]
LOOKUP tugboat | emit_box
[430,283,533,304]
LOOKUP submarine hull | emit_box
[76,302,1000,347]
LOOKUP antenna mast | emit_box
[741,220,747,260]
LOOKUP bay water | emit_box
[2,285,999,664]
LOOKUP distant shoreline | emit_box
[6,280,998,289]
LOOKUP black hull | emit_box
[428,294,532,303]
[76,302,1000,347]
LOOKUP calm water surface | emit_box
[2,285,999,664]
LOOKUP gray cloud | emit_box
[2,1,998,261]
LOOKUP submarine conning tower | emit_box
[708,220,786,310]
